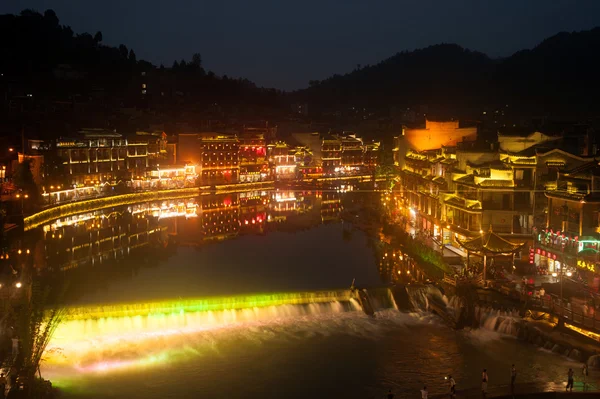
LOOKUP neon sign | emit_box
[577,259,597,273]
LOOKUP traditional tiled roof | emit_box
[445,196,464,207]
[457,227,525,254]
[455,175,475,185]
[566,161,600,176]
[432,176,447,185]
[479,179,514,188]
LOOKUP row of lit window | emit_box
[202,144,238,150]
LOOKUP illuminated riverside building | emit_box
[269,142,297,180]
[403,120,477,152]
[199,134,240,185]
[363,141,380,170]
[134,131,169,166]
[534,161,600,287]
[239,129,269,183]
[340,135,363,171]
[322,136,342,175]
[27,129,149,187]
[132,163,197,190]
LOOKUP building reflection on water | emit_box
[29,190,344,273]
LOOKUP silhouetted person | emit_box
[421,385,428,399]
[582,364,588,390]
[511,364,516,393]
[387,389,395,399]
[481,369,488,397]
[448,375,456,398]
[566,368,574,392]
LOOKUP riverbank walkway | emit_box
[430,381,598,398]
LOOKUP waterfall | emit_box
[475,306,521,336]
[404,286,429,312]
[401,284,448,313]
[362,287,397,311]
[46,289,405,372]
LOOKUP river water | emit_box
[18,190,596,397]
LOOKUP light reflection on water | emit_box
[24,190,598,398]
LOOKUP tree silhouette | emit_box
[191,53,202,68]
[94,31,103,44]
[128,49,137,63]
[13,159,40,204]
[118,44,128,59]
[43,9,59,27]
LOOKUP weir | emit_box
[62,290,356,321]
[46,288,399,372]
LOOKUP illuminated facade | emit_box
[340,135,363,170]
[132,163,197,190]
[535,160,600,288]
[321,136,342,175]
[28,129,149,187]
[399,137,598,256]
[135,131,169,166]
[322,133,379,176]
[363,141,380,169]
[239,130,269,183]
[269,142,297,180]
[199,134,240,185]
[403,119,477,151]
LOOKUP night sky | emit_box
[2,0,600,90]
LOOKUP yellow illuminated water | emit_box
[46,290,362,374]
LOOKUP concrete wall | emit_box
[404,120,477,151]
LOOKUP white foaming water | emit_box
[476,306,521,336]
[44,291,420,380]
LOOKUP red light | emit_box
[536,248,541,254]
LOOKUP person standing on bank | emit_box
[582,364,589,390]
[511,364,517,393]
[481,369,488,397]
[566,368,574,392]
[448,375,456,399]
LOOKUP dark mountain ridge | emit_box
[297,28,600,118]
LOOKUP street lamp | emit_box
[15,192,28,214]
[557,263,573,324]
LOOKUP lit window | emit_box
[142,84,147,89]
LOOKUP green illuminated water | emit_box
[63,290,355,320]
